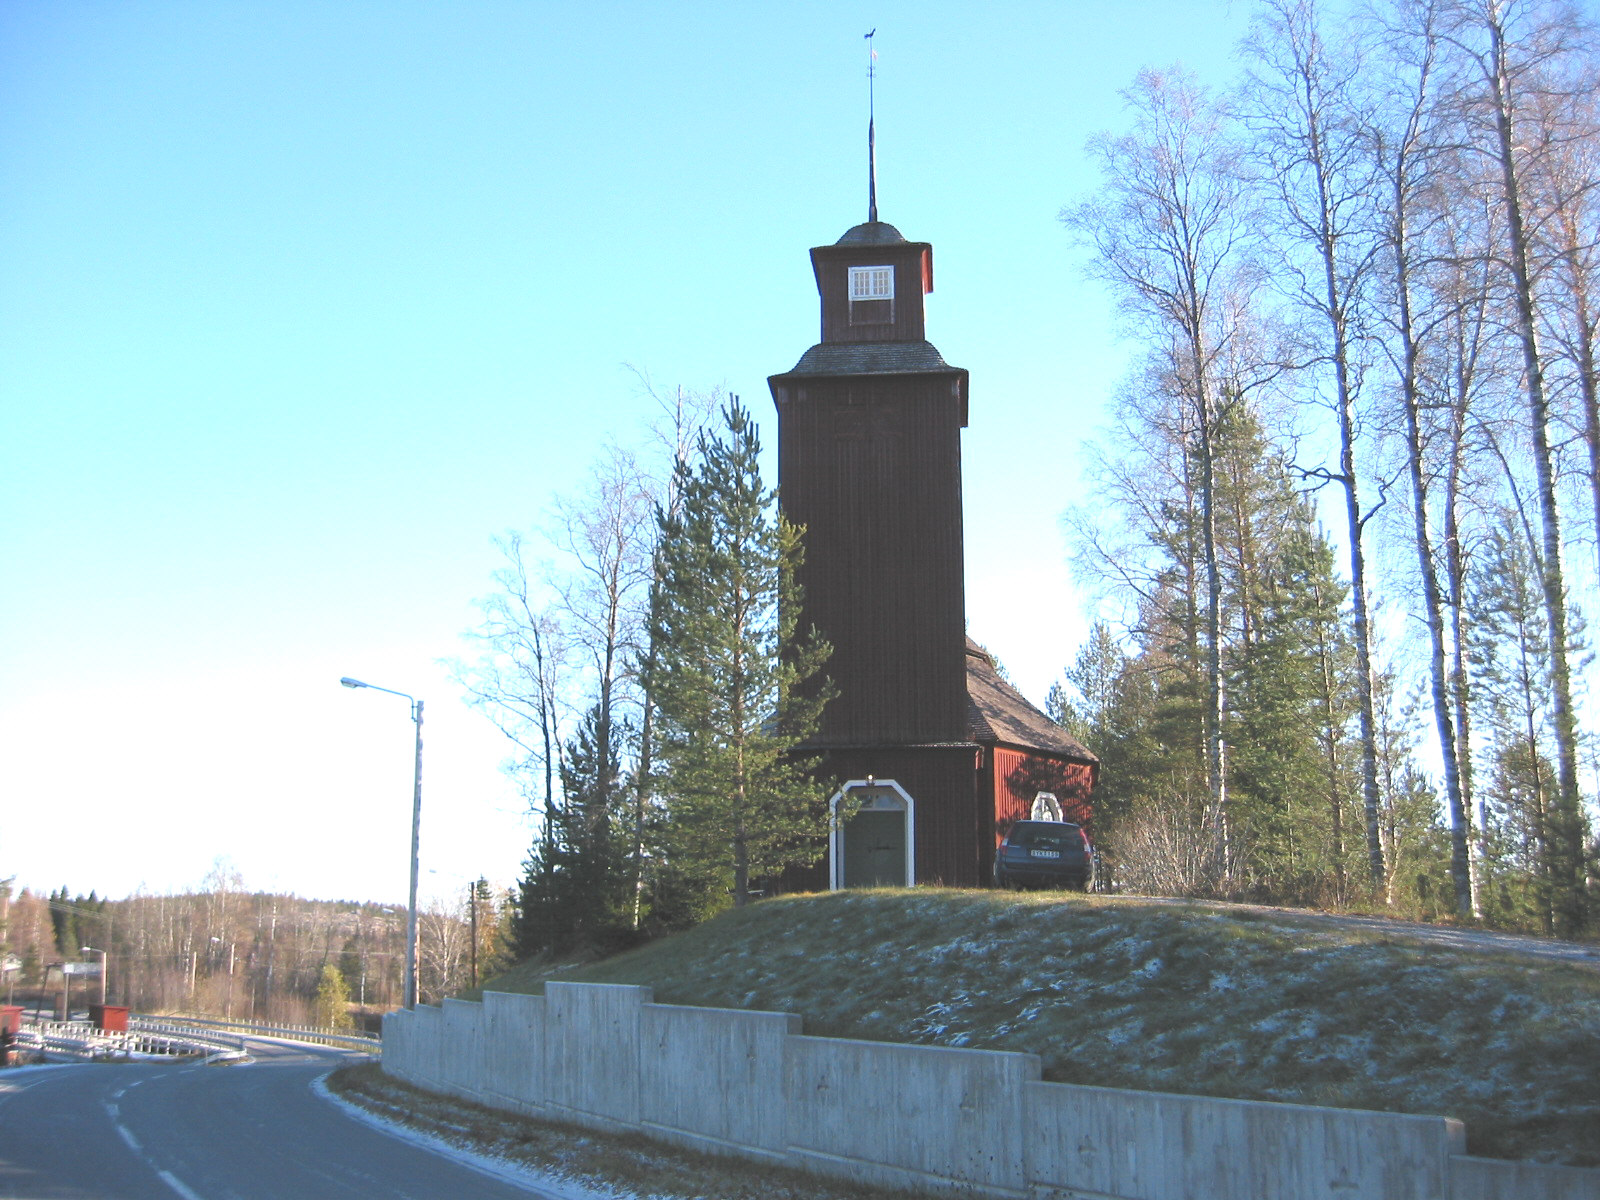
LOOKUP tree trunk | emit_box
[1390,168,1476,917]
[1197,383,1230,890]
[1485,6,1587,934]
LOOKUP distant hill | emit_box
[478,888,1600,1166]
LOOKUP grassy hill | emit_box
[476,888,1600,1166]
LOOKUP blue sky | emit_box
[2,2,1262,904]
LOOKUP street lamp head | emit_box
[340,677,367,689]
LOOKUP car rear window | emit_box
[1010,824,1082,851]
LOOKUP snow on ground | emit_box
[314,1073,632,1200]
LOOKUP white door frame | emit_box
[1031,791,1063,822]
[828,779,916,890]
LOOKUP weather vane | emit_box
[865,29,878,223]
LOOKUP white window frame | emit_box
[1032,792,1064,822]
[848,265,894,301]
[828,779,916,891]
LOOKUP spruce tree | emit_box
[646,400,832,909]
[1468,515,1593,932]
[510,702,633,957]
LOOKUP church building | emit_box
[769,215,1098,890]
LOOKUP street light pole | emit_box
[210,937,236,1019]
[80,946,107,1006]
[340,676,423,1010]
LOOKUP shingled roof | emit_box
[835,220,908,246]
[966,638,1097,764]
[779,340,958,378]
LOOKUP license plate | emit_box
[1030,850,1060,859]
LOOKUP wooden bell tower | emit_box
[768,220,970,749]
[766,39,1094,892]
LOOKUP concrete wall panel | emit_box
[1452,1155,1600,1200]
[380,982,1600,1200]
[406,1005,445,1091]
[542,981,650,1125]
[380,1009,415,1086]
[638,1003,800,1154]
[1025,1080,1464,1200]
[441,999,484,1100]
[480,991,545,1111]
[785,1033,1039,1195]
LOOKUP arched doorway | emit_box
[829,780,916,890]
[1031,791,1063,822]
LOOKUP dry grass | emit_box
[488,888,1600,1166]
[328,1061,918,1200]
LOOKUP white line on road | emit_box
[158,1168,205,1200]
[115,1123,143,1154]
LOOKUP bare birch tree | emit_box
[1440,0,1593,932]
[1364,0,1486,915]
[548,442,657,831]
[1243,0,1389,888]
[1065,67,1260,887]
[455,532,571,844]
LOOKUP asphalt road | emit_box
[0,1040,562,1200]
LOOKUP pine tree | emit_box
[1228,517,1358,901]
[510,702,633,957]
[1468,515,1591,932]
[1048,623,1162,882]
[48,889,79,959]
[647,400,833,909]
[338,937,363,996]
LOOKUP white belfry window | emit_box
[849,265,894,300]
[848,265,894,325]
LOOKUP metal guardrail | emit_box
[16,1018,247,1063]
[11,1013,379,1064]
[132,1014,381,1055]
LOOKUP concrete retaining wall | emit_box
[382,982,1598,1199]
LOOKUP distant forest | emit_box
[0,870,508,1024]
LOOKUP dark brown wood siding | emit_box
[775,374,969,746]
[812,245,929,344]
[805,746,988,888]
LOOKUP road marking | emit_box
[157,1169,205,1200]
[115,1123,143,1154]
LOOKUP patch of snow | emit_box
[315,1073,627,1200]
[1106,936,1150,961]
[1103,1022,1143,1047]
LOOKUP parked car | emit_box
[993,820,1094,891]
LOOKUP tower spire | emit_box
[865,28,878,223]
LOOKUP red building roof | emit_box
[965,639,1097,764]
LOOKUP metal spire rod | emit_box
[865,28,878,223]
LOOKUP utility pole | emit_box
[468,881,478,991]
